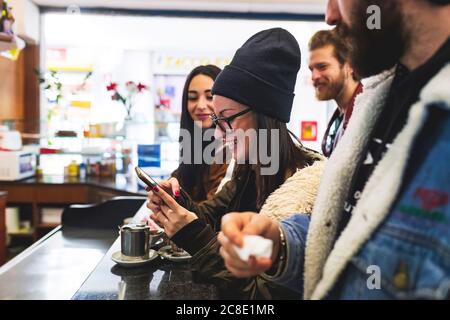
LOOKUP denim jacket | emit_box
[273,100,450,300]
[269,61,450,300]
[331,104,450,299]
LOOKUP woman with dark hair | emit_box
[172,64,229,202]
[145,28,325,299]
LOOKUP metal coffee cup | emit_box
[119,223,151,259]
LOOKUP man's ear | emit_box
[344,62,356,80]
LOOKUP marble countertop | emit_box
[0,227,117,299]
[72,237,219,300]
[0,204,220,300]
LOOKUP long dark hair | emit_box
[177,65,222,200]
[248,113,317,209]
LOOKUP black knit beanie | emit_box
[211,28,301,123]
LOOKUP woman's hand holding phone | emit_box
[145,176,184,214]
[157,176,181,198]
[146,178,198,238]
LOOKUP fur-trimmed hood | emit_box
[304,63,450,300]
[260,160,326,221]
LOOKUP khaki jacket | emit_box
[189,160,326,299]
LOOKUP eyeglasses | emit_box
[210,108,252,132]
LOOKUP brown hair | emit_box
[234,113,319,210]
[309,29,360,81]
[178,65,222,201]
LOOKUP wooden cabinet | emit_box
[0,49,24,120]
[1,185,34,202]
[87,187,125,204]
[35,185,88,204]
[0,182,139,242]
[0,191,7,266]
[0,37,40,135]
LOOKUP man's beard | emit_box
[314,71,346,101]
[336,0,408,78]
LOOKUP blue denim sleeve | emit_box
[262,214,310,294]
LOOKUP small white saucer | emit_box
[111,250,159,268]
[158,245,191,262]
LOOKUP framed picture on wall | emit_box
[301,121,318,142]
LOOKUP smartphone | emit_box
[135,166,159,188]
[135,166,188,206]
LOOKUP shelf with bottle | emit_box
[39,126,129,157]
[0,1,20,51]
[0,18,25,56]
[63,156,128,179]
[37,151,131,177]
[38,139,132,177]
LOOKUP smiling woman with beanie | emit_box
[144,29,325,298]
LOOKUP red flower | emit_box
[137,82,148,92]
[106,82,118,91]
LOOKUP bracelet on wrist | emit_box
[278,225,287,261]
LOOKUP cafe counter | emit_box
[0,174,148,241]
[0,204,220,300]
[0,173,148,201]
